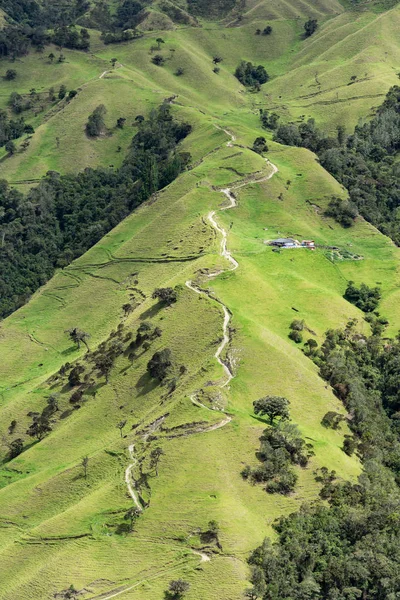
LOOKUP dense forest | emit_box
[0,0,148,56]
[0,103,191,318]
[262,86,400,245]
[246,313,400,599]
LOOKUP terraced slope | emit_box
[1,2,400,598]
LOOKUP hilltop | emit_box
[1,1,400,598]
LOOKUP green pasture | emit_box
[1,2,400,598]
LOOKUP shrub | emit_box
[252,136,268,154]
[324,196,358,227]
[321,411,344,429]
[152,287,177,305]
[289,330,303,343]
[344,281,381,312]
[343,436,357,456]
[5,69,17,80]
[304,18,318,37]
[147,348,172,381]
[86,105,107,137]
[167,579,190,598]
[9,438,23,459]
[151,54,165,66]
[244,422,311,495]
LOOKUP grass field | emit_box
[1,1,400,598]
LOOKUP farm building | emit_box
[269,238,299,248]
[301,240,315,248]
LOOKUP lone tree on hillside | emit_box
[147,348,172,381]
[304,18,318,37]
[48,52,55,62]
[263,25,272,35]
[116,420,127,438]
[252,136,268,154]
[110,57,117,67]
[81,455,89,479]
[86,104,107,137]
[152,287,177,305]
[167,579,190,599]
[65,327,91,351]
[253,396,290,425]
[150,446,165,475]
[156,37,165,50]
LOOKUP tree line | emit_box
[262,85,400,245]
[246,306,400,599]
[0,103,192,318]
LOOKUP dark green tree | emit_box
[151,54,165,66]
[66,327,91,351]
[152,287,177,305]
[5,69,17,80]
[9,438,24,459]
[86,105,107,137]
[95,355,114,383]
[253,396,290,424]
[58,84,67,99]
[304,18,318,37]
[252,136,268,154]
[147,348,172,381]
[167,579,190,598]
[26,415,52,440]
[5,140,16,155]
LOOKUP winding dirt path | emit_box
[185,128,278,387]
[113,128,278,599]
[124,444,142,512]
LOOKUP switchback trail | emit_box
[186,127,278,387]
[115,128,278,599]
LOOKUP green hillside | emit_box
[1,1,400,598]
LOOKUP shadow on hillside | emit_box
[139,303,162,321]
[61,346,78,356]
[249,414,271,426]
[135,371,159,396]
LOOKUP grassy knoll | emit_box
[1,2,400,598]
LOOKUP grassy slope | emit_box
[1,3,400,598]
[3,3,400,176]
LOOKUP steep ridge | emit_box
[1,3,400,598]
